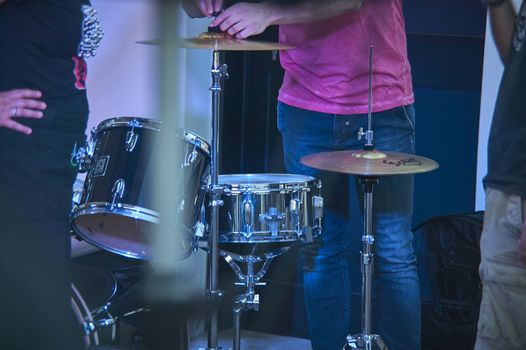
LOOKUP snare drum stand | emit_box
[220,247,290,350]
[202,49,229,350]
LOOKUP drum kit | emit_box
[69,30,438,350]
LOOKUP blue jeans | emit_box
[277,102,421,350]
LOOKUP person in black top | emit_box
[475,1,526,349]
[0,1,101,348]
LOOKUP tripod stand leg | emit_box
[233,302,242,350]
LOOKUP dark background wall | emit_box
[217,0,487,339]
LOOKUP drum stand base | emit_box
[345,334,387,350]
[221,246,290,350]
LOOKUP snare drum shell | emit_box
[71,117,210,259]
[217,174,323,243]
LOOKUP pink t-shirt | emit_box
[278,0,414,115]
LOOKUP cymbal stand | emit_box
[220,246,291,350]
[344,177,387,350]
[358,45,375,151]
[203,49,229,350]
[344,46,388,350]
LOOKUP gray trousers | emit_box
[475,187,526,350]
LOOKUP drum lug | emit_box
[110,178,126,210]
[259,207,284,237]
[125,130,138,152]
[313,195,324,235]
[313,195,324,220]
[125,119,142,152]
[241,195,254,237]
[290,197,301,231]
[184,146,199,167]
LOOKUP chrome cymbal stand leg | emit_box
[202,50,229,350]
[221,247,290,350]
[344,177,388,350]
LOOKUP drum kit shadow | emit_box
[70,31,438,350]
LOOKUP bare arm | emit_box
[487,1,516,64]
[211,0,364,39]
[255,0,363,26]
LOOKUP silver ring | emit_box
[11,107,17,117]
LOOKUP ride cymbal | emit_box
[137,32,293,51]
[301,149,439,176]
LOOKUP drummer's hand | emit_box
[519,217,526,265]
[0,89,46,135]
[210,2,274,39]
[185,0,223,17]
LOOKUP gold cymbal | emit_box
[137,32,294,51]
[300,149,439,176]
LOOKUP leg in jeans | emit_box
[360,105,420,350]
[278,102,353,350]
[278,102,421,350]
[0,109,87,350]
[475,188,526,350]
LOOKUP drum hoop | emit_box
[71,205,194,260]
[220,232,299,242]
[80,238,148,260]
[219,173,319,193]
[71,283,100,346]
[183,129,211,157]
[95,117,161,133]
[93,117,211,156]
[71,202,160,223]
[70,225,150,260]
[72,265,119,306]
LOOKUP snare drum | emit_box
[71,117,210,259]
[217,174,323,243]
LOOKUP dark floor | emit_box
[189,328,311,350]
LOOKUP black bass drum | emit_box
[71,253,189,350]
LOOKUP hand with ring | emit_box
[0,89,47,135]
